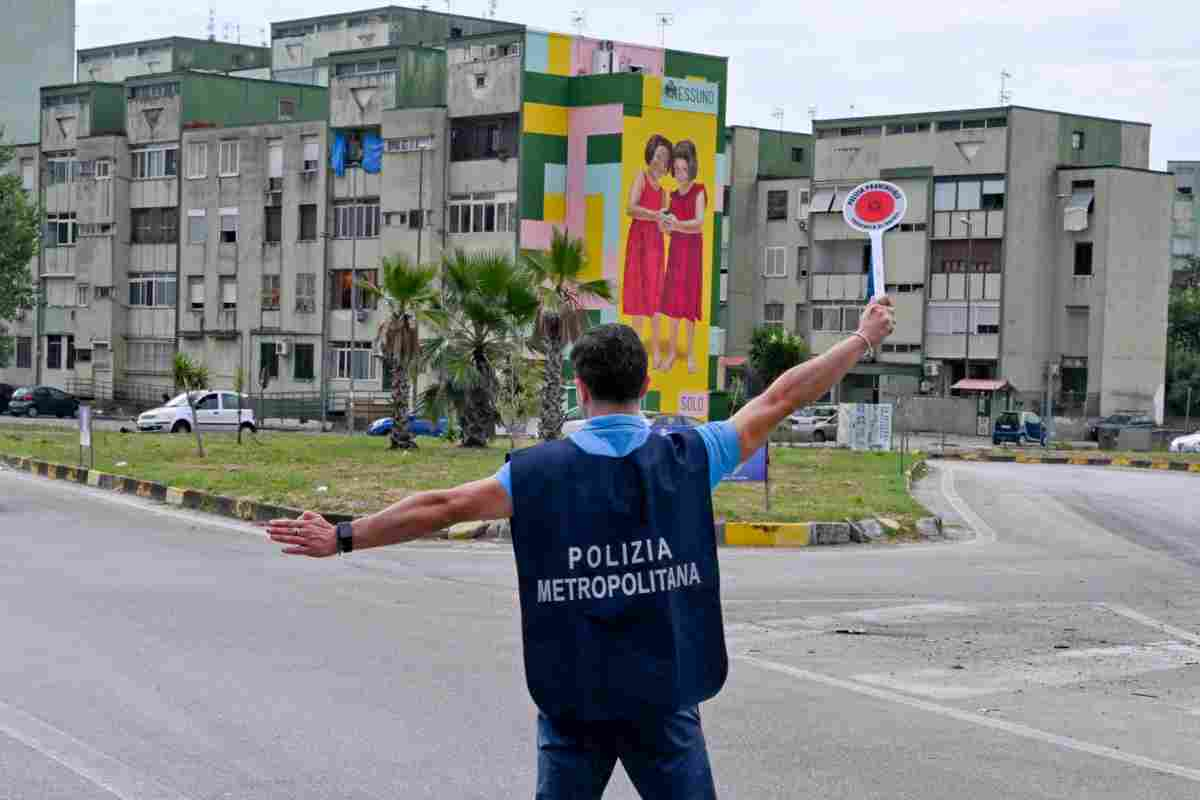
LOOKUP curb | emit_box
[929,451,1200,473]
[3,453,932,549]
[0,454,355,527]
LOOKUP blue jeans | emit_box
[535,706,717,799]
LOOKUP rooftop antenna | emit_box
[487,0,497,18]
[207,2,216,41]
[808,104,818,130]
[771,106,784,133]
[655,13,674,47]
[570,10,586,35]
[999,69,1013,105]
[259,26,268,47]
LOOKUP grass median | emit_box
[0,426,927,526]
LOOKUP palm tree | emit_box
[423,249,538,447]
[172,352,210,457]
[522,229,613,440]
[363,255,441,450]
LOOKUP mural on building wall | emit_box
[519,30,727,417]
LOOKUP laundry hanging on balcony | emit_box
[361,131,384,174]
[331,131,346,177]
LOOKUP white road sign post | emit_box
[842,181,907,301]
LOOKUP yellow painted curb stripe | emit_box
[1112,457,1131,466]
[1151,462,1170,470]
[86,471,105,487]
[772,525,812,547]
[1069,456,1089,465]
[725,523,811,548]
[1191,464,1200,473]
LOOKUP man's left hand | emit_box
[266,510,337,557]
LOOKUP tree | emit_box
[173,353,211,457]
[748,325,810,389]
[423,250,538,447]
[364,255,442,450]
[522,229,613,440]
[0,135,40,368]
[495,343,540,450]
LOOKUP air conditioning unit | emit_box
[919,380,933,393]
[592,49,613,75]
[14,308,25,321]
[923,361,940,377]
[275,341,289,357]
[266,191,282,207]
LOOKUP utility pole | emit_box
[960,216,975,383]
[349,164,357,434]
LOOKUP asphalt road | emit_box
[2,460,1199,799]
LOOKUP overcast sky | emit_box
[78,0,1197,169]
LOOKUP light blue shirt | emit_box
[494,414,742,500]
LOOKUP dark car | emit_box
[0,383,14,414]
[367,414,448,438]
[1088,412,1153,441]
[8,386,80,418]
[993,411,1047,446]
[650,414,703,436]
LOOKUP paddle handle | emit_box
[870,230,886,301]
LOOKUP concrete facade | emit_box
[1167,161,1198,275]
[797,105,1171,420]
[0,0,75,146]
[77,38,270,84]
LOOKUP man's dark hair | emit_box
[571,324,647,404]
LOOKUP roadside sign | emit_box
[79,405,92,448]
[838,403,894,452]
[842,181,908,301]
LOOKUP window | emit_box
[45,213,77,246]
[791,147,805,163]
[278,98,296,120]
[128,272,177,307]
[957,180,982,211]
[294,343,315,380]
[131,146,178,179]
[76,284,89,307]
[16,337,32,369]
[450,116,518,161]
[811,305,864,333]
[766,190,788,221]
[936,120,962,131]
[302,136,320,171]
[220,208,239,243]
[188,277,204,311]
[47,158,77,185]
[295,273,316,313]
[94,159,112,179]
[329,341,376,380]
[764,247,786,278]
[475,73,487,89]
[797,247,809,272]
[334,201,380,238]
[299,204,318,241]
[763,303,784,328]
[187,209,207,244]
[125,341,174,373]
[219,141,240,176]
[266,139,284,181]
[330,270,378,310]
[128,82,178,100]
[961,119,986,130]
[386,135,435,153]
[130,207,178,244]
[1071,131,1085,151]
[1172,238,1194,256]
[20,159,34,191]
[66,337,76,369]
[886,122,930,135]
[186,142,207,178]
[409,209,424,230]
[194,393,219,412]
[95,287,112,299]
[898,222,928,232]
[46,336,63,369]
[261,274,281,310]
[1074,242,1094,276]
[934,176,1003,212]
[259,342,279,380]
[220,278,237,310]
[446,198,517,234]
[265,206,282,243]
[981,179,1005,210]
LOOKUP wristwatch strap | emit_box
[336,521,354,554]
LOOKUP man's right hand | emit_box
[858,296,896,350]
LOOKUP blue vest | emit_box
[508,431,728,721]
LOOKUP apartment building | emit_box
[723,126,813,360]
[802,106,1173,417]
[0,0,74,146]
[77,37,270,83]
[1168,161,1197,277]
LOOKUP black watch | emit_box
[336,521,354,554]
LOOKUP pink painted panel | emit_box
[572,37,664,76]
[520,220,556,251]
[566,104,625,237]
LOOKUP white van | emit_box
[137,391,256,434]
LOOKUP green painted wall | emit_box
[176,40,270,73]
[90,84,127,135]
[1058,115,1123,166]
[520,133,567,220]
[523,72,569,106]
[386,9,519,47]
[568,73,644,117]
[586,134,621,164]
[663,50,728,153]
[181,74,328,128]
[394,48,447,108]
[756,129,812,179]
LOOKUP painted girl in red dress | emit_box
[623,134,672,364]
[659,140,706,374]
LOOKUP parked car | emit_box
[136,391,255,434]
[367,415,448,438]
[650,414,702,436]
[1087,411,1151,441]
[992,411,1047,446]
[8,386,79,418]
[790,410,839,443]
[1169,430,1200,453]
[0,383,14,414]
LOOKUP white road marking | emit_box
[0,699,194,800]
[939,464,998,545]
[852,640,1200,699]
[737,654,1200,784]
[1099,603,1200,646]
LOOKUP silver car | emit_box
[789,404,839,443]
